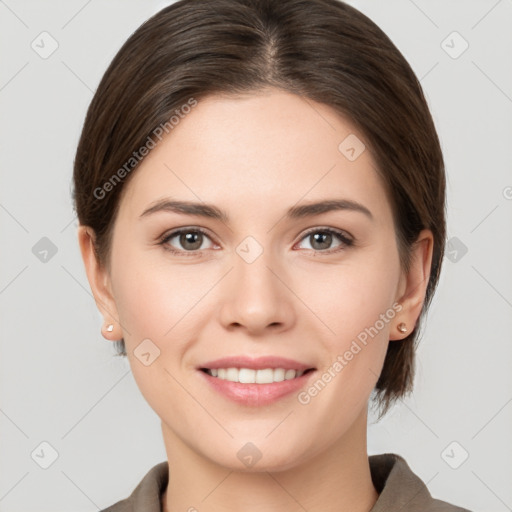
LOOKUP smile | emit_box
[197,356,316,406]
[201,367,314,383]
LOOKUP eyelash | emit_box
[158,226,354,257]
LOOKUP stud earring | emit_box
[106,324,114,332]
[397,322,407,334]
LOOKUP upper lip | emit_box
[198,356,315,371]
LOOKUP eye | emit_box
[159,227,217,255]
[158,226,354,256]
[295,227,354,253]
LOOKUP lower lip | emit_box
[198,370,315,406]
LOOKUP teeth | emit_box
[285,369,297,380]
[239,368,256,383]
[205,367,306,383]
[273,368,285,382]
[226,367,238,381]
[255,368,274,384]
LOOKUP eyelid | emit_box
[158,225,354,255]
[158,226,218,255]
[299,225,353,242]
[294,226,354,251]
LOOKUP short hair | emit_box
[72,0,446,417]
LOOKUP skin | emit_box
[78,88,433,512]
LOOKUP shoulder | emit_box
[99,461,168,512]
[369,453,473,512]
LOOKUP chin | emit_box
[203,439,311,473]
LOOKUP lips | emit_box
[197,356,317,406]
[198,355,315,372]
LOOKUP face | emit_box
[82,89,428,472]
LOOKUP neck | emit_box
[161,408,378,512]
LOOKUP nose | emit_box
[218,246,296,336]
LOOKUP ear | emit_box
[390,229,434,341]
[77,225,121,341]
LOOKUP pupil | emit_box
[181,232,202,250]
[312,232,331,250]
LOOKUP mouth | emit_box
[197,356,317,405]
[199,367,316,384]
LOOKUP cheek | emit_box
[109,259,213,416]
[110,245,222,374]
[300,256,399,340]
[113,263,207,342]
[296,255,400,394]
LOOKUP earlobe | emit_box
[390,229,434,341]
[77,225,121,339]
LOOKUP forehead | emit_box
[119,89,391,225]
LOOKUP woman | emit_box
[73,0,472,510]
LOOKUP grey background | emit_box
[1,0,511,510]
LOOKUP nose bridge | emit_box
[218,234,294,332]
[236,240,277,296]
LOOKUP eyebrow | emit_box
[139,198,373,222]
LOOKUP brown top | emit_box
[100,453,472,511]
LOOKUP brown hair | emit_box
[73,0,446,417]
